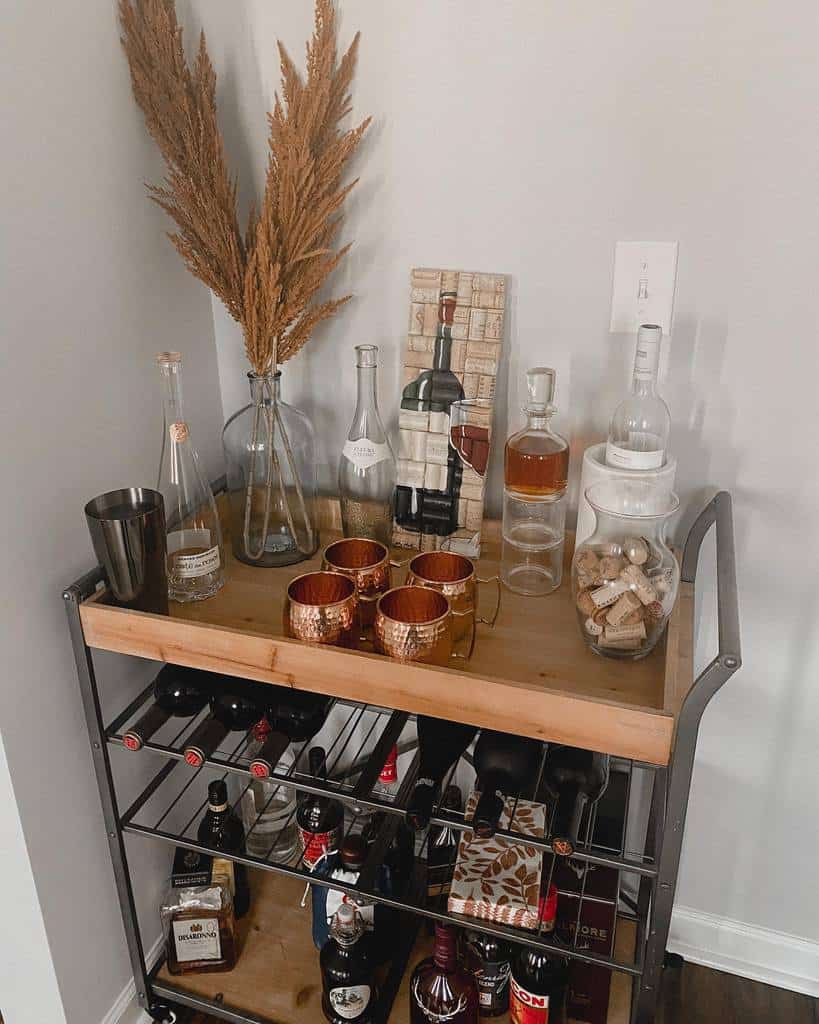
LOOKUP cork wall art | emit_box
[393,268,507,557]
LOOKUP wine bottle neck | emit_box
[433,925,458,970]
[353,362,381,429]
[159,359,186,428]
[630,333,661,395]
[433,331,454,371]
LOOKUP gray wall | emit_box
[0,1,224,1021]
[199,0,819,963]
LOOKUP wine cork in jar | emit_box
[590,579,629,609]
[576,589,596,618]
[604,621,647,643]
[584,617,603,636]
[606,589,642,626]
[575,548,599,575]
[623,537,648,566]
[599,555,627,580]
[621,564,658,606]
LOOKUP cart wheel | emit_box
[664,951,685,970]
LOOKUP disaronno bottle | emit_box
[605,325,671,470]
[156,352,224,602]
[339,345,397,545]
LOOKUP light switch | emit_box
[610,241,678,335]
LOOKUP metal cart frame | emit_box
[63,492,740,1024]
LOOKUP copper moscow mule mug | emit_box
[321,537,391,627]
[374,586,467,666]
[284,571,358,648]
[405,550,501,658]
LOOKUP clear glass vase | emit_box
[222,370,319,567]
[572,480,679,660]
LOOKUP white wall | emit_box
[0,1,224,1022]
[196,0,819,969]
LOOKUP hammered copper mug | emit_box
[406,551,501,658]
[374,587,462,666]
[284,571,358,648]
[321,537,391,627]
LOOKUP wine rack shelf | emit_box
[64,490,741,1024]
[113,686,653,976]
[80,496,691,767]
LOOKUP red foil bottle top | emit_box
[379,745,398,783]
[252,718,271,742]
[538,883,558,930]
[123,733,142,751]
[184,749,204,767]
[249,760,270,778]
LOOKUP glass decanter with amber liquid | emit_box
[504,367,569,498]
[501,368,569,596]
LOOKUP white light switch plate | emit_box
[610,241,678,335]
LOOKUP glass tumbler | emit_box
[500,489,567,596]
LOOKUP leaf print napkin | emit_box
[447,791,546,930]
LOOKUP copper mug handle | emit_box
[450,608,476,660]
[476,574,502,627]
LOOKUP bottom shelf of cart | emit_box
[152,871,636,1024]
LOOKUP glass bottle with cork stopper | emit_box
[501,367,569,596]
[156,351,224,602]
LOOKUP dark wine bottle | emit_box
[183,688,263,768]
[298,747,345,871]
[426,785,462,908]
[509,947,568,1024]
[410,922,479,1023]
[406,717,477,829]
[465,931,512,1017]
[123,665,212,751]
[542,746,610,856]
[472,730,543,838]
[320,903,376,1023]
[249,691,333,778]
[196,779,251,918]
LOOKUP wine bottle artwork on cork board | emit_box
[393,268,507,558]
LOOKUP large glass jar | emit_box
[222,370,319,567]
[572,481,679,660]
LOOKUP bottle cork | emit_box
[606,589,642,625]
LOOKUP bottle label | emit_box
[172,917,221,962]
[477,960,511,1007]
[212,857,236,897]
[342,438,392,471]
[411,977,469,1020]
[510,976,549,1023]
[633,337,661,380]
[172,543,221,579]
[379,746,398,784]
[299,826,339,870]
[605,439,665,470]
[329,984,371,1020]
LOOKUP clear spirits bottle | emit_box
[501,368,569,596]
[157,352,224,602]
[605,324,671,469]
[339,345,397,545]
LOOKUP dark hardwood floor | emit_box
[179,962,818,1024]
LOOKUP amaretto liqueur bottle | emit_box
[339,345,397,546]
[156,352,224,602]
[605,324,671,470]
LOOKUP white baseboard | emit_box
[669,905,819,997]
[102,934,164,1024]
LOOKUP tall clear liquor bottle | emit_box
[339,345,397,546]
[395,292,466,537]
[156,352,224,602]
[605,324,671,469]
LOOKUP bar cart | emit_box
[63,489,740,1024]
